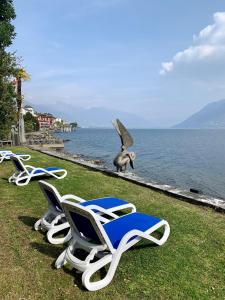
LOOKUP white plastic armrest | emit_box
[24,165,35,170]
[61,194,85,203]
[86,205,119,219]
[97,215,112,224]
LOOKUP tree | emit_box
[24,112,39,132]
[13,68,30,115]
[0,0,16,49]
[70,122,78,129]
[0,0,17,139]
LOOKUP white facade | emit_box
[22,106,37,117]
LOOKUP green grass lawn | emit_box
[0,147,224,299]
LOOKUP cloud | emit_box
[160,12,225,75]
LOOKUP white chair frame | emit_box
[8,156,67,186]
[0,153,31,164]
[34,180,136,245]
[55,201,170,291]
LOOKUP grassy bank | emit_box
[0,147,224,299]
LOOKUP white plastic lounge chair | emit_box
[0,150,12,154]
[34,180,136,245]
[0,150,31,163]
[55,201,170,291]
[8,156,67,186]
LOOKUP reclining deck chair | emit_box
[9,156,67,186]
[55,201,170,291]
[0,150,12,155]
[0,150,31,163]
[35,180,136,245]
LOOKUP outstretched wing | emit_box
[112,119,134,149]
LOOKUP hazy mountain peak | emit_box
[173,99,225,129]
[27,102,153,128]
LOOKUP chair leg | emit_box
[55,249,68,269]
[8,173,17,183]
[148,221,170,246]
[16,175,31,186]
[34,219,42,231]
[47,223,71,245]
[82,253,120,291]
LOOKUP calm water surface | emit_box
[56,129,225,199]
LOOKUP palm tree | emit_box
[13,68,30,144]
[14,68,30,115]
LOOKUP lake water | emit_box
[55,129,225,199]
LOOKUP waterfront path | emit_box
[0,147,224,299]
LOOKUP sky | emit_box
[11,0,225,127]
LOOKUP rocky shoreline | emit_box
[58,149,106,167]
[28,145,225,212]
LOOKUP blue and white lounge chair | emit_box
[0,150,31,163]
[55,201,170,291]
[0,150,12,154]
[8,156,67,186]
[34,180,136,245]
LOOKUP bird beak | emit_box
[129,158,134,169]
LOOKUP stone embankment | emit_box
[29,146,225,213]
[26,131,64,149]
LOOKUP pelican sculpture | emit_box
[112,119,136,172]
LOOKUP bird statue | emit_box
[112,119,136,172]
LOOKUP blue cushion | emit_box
[103,212,161,249]
[29,167,61,174]
[81,197,129,211]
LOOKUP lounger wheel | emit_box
[34,219,42,231]
[8,174,15,183]
[55,249,68,269]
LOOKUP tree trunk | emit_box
[16,77,26,144]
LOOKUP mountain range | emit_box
[28,98,225,129]
[174,99,225,129]
[29,102,152,128]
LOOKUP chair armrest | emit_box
[96,215,112,224]
[86,205,119,219]
[61,194,85,203]
[24,165,35,170]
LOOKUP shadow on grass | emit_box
[59,266,85,291]
[129,231,164,251]
[130,243,158,251]
[30,242,87,290]
[18,215,39,227]
[2,177,9,181]
[30,242,63,259]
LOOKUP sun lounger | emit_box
[0,150,12,154]
[0,150,31,163]
[55,201,170,291]
[8,156,67,186]
[34,180,136,245]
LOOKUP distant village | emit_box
[22,105,77,132]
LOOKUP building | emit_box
[22,105,37,117]
[55,117,63,124]
[37,113,56,130]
